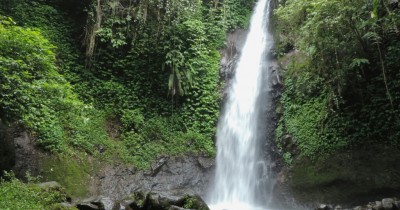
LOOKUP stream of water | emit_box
[208,0,274,209]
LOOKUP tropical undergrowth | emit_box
[274,0,400,161]
[0,172,76,210]
[0,0,256,170]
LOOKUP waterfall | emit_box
[208,0,274,209]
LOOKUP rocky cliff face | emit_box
[89,155,214,200]
[0,120,42,178]
[219,29,248,96]
[0,123,215,201]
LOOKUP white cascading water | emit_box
[208,0,274,210]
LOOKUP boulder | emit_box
[121,191,209,210]
[394,200,400,208]
[147,192,184,209]
[374,201,383,210]
[123,191,149,210]
[119,199,136,210]
[382,198,394,210]
[76,196,117,210]
[77,203,99,210]
[313,198,400,210]
[366,204,373,210]
[93,197,115,210]
[334,205,342,210]
[181,195,209,210]
[316,204,330,210]
[169,206,192,210]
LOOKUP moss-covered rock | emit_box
[120,191,209,210]
[287,148,400,206]
[182,195,209,210]
[40,155,92,198]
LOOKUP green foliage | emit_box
[0,15,15,25]
[181,49,221,137]
[0,0,85,79]
[0,18,110,154]
[182,195,208,210]
[121,109,144,132]
[75,0,256,167]
[85,0,256,95]
[121,115,214,169]
[0,0,256,170]
[0,172,75,210]
[275,0,400,159]
[283,152,293,166]
[218,0,257,30]
[278,67,345,159]
[0,22,64,150]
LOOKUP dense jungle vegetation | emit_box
[0,0,255,168]
[0,0,255,206]
[1,0,400,207]
[275,0,400,161]
[274,0,400,202]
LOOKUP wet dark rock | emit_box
[219,29,248,97]
[388,0,399,9]
[77,202,100,210]
[220,29,247,81]
[281,135,292,147]
[0,119,15,174]
[394,200,400,208]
